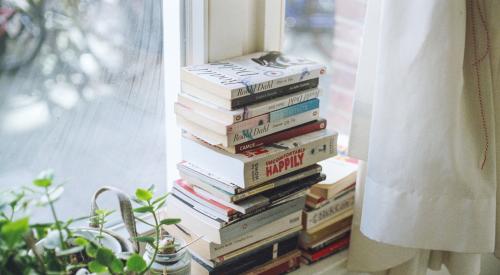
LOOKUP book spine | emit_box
[299,216,353,246]
[270,98,319,122]
[243,132,337,187]
[210,211,302,258]
[243,251,301,275]
[227,113,271,133]
[304,191,355,229]
[242,87,320,120]
[220,196,305,243]
[231,78,319,109]
[178,162,240,194]
[307,236,350,262]
[228,99,319,133]
[228,109,319,146]
[234,119,327,153]
[230,68,322,99]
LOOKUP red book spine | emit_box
[310,235,350,262]
[235,119,327,153]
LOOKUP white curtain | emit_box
[347,0,500,274]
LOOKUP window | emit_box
[0,0,166,224]
[284,0,367,137]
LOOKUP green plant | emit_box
[131,187,181,274]
[0,171,179,275]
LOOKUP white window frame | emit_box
[163,0,286,188]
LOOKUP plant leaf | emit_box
[88,260,108,273]
[159,218,181,226]
[133,206,154,213]
[96,247,115,265]
[33,170,54,187]
[135,188,153,202]
[126,254,147,272]
[86,244,98,258]
[1,217,29,247]
[132,236,155,244]
[33,178,52,188]
[154,199,167,211]
[109,258,124,273]
[151,194,168,205]
[73,237,89,246]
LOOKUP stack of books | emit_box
[165,51,338,275]
[299,156,358,264]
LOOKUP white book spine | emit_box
[219,196,305,243]
[304,191,355,229]
[230,68,322,99]
[228,108,319,146]
[242,88,320,119]
[209,211,302,258]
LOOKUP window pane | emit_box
[284,0,367,136]
[0,0,165,223]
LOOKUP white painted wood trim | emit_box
[185,0,208,65]
[264,0,286,51]
[163,0,182,189]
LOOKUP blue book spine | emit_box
[269,98,320,122]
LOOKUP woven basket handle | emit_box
[89,186,140,252]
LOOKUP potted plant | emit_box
[0,170,183,275]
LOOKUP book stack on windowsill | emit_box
[164,51,338,275]
[299,155,358,265]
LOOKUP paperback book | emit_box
[181,130,338,188]
[181,51,325,109]
[177,87,321,124]
[177,108,320,147]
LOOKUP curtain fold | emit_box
[347,0,500,273]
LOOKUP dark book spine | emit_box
[234,119,327,153]
[215,235,299,274]
[231,78,319,109]
[264,174,325,202]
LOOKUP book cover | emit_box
[181,51,325,101]
[181,130,338,188]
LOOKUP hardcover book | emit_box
[181,51,325,109]
[181,130,338,188]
